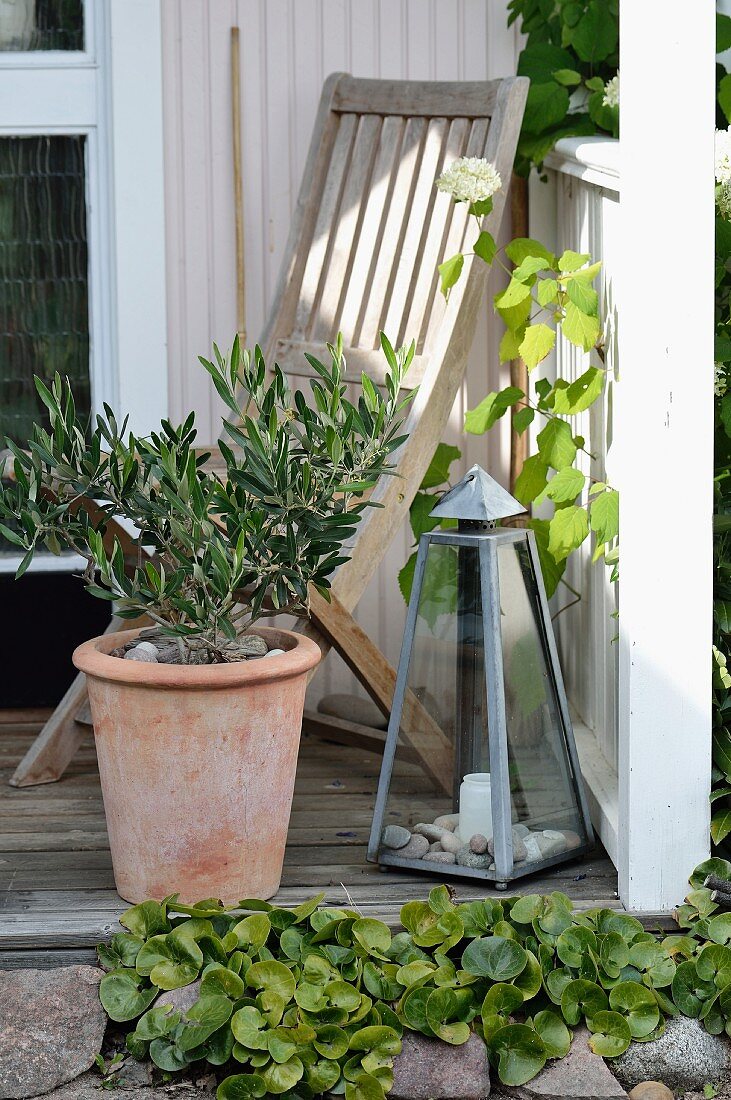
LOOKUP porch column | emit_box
[617,1,715,910]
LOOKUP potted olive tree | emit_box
[0,335,412,904]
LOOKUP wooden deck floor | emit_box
[0,709,619,968]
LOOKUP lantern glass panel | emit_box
[377,539,496,857]
[497,541,588,848]
[372,530,590,879]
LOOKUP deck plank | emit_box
[0,716,621,962]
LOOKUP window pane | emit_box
[0,0,84,51]
[0,135,90,445]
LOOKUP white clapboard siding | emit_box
[161,0,521,700]
[529,138,620,864]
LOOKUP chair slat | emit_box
[399,116,470,351]
[356,116,427,349]
[292,112,357,340]
[338,115,405,347]
[311,114,383,343]
[382,117,449,349]
[332,76,499,118]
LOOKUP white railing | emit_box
[530,137,620,864]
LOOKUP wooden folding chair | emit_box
[10,72,528,790]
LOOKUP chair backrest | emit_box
[260,72,528,612]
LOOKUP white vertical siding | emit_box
[161,0,520,699]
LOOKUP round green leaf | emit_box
[488,1023,547,1087]
[556,927,597,969]
[608,981,660,1038]
[400,987,434,1035]
[545,967,574,1005]
[352,919,391,955]
[697,944,731,989]
[200,964,245,999]
[362,961,404,1001]
[482,983,524,1018]
[99,969,159,1023]
[120,900,169,939]
[425,988,471,1046]
[345,1072,386,1100]
[231,913,271,951]
[532,1010,571,1059]
[349,1026,401,1055]
[314,1024,349,1060]
[306,1058,341,1093]
[513,950,543,1001]
[246,960,296,1003]
[672,961,716,1018]
[708,913,731,945]
[689,858,731,889]
[561,979,608,1026]
[587,1010,631,1057]
[148,1037,189,1072]
[461,936,528,982]
[231,1006,268,1050]
[261,1056,304,1095]
[97,932,144,971]
[599,932,630,978]
[396,961,435,989]
[177,994,233,1052]
[132,1004,180,1041]
[216,1074,266,1100]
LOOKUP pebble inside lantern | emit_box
[367,465,593,887]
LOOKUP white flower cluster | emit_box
[436,157,502,205]
[602,73,619,109]
[716,131,731,221]
[717,129,731,184]
[716,362,728,398]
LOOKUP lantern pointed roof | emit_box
[429,464,525,523]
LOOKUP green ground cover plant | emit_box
[98,861,731,1097]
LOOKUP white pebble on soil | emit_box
[262,648,285,658]
[124,647,158,663]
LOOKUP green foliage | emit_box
[0,335,412,661]
[508,0,619,176]
[713,17,731,855]
[433,160,616,600]
[98,863,731,1094]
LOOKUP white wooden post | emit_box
[617,1,715,911]
[106,0,168,434]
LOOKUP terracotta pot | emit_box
[73,625,321,905]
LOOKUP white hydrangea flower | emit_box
[719,180,731,221]
[602,73,619,109]
[716,362,728,398]
[436,157,502,205]
[717,129,731,184]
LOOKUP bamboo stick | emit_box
[231,26,246,344]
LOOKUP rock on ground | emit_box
[40,1072,215,1100]
[502,1026,628,1100]
[391,1031,491,1099]
[610,1016,731,1094]
[627,1084,674,1100]
[0,967,107,1099]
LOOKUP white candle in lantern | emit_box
[458,772,493,842]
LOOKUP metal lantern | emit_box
[368,465,593,887]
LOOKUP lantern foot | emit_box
[495,881,508,891]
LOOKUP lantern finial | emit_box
[429,464,525,523]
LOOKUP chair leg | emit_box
[9,614,126,787]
